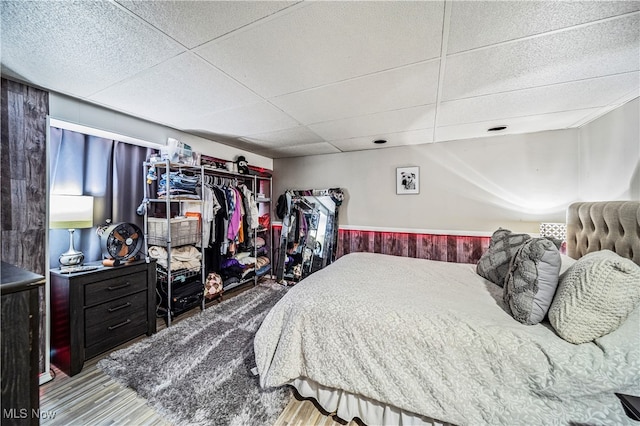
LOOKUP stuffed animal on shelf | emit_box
[236,155,250,174]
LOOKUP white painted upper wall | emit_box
[48,89,638,235]
[48,92,274,170]
[578,97,639,201]
[274,98,639,235]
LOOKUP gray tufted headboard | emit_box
[566,201,640,265]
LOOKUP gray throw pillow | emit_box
[548,250,640,344]
[503,238,561,325]
[477,228,531,287]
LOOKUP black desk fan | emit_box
[96,221,144,266]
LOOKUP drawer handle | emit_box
[108,319,131,330]
[107,282,131,291]
[107,302,131,313]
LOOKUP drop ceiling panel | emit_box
[1,1,638,159]
[0,1,184,97]
[196,1,444,98]
[257,142,341,159]
[438,72,640,126]
[89,53,262,125]
[310,105,436,142]
[241,126,325,148]
[443,13,640,101]
[448,1,640,54]
[272,61,440,125]
[435,108,601,143]
[175,102,300,137]
[330,128,434,152]
[116,0,296,49]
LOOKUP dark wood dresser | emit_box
[50,260,156,376]
[1,262,45,426]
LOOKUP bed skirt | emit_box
[290,377,451,426]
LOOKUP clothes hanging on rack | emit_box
[239,184,259,229]
[183,183,220,248]
[227,187,243,243]
[193,173,262,278]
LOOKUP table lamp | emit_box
[50,195,94,266]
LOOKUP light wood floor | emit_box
[39,283,358,426]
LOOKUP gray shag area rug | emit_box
[97,283,291,426]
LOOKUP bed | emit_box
[254,201,640,425]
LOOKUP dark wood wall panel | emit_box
[1,78,49,377]
[1,78,48,275]
[336,229,489,264]
[274,225,490,265]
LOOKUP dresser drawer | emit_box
[84,271,147,306]
[84,318,148,360]
[84,291,148,357]
[85,290,148,331]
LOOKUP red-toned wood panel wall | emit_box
[336,229,490,264]
[273,226,490,264]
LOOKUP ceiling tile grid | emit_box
[270,61,441,126]
[175,101,301,137]
[1,1,638,158]
[330,128,435,153]
[240,126,325,148]
[437,72,640,127]
[435,108,604,143]
[442,13,640,102]
[0,0,185,97]
[195,1,445,98]
[448,1,640,54]
[309,105,436,142]
[255,142,341,159]
[89,52,263,125]
[115,0,296,49]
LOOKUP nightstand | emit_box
[50,260,156,376]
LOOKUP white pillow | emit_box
[559,254,577,276]
[548,250,640,344]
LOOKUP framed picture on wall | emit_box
[396,166,420,195]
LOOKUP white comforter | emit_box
[254,252,640,425]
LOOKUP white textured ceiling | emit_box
[2,1,638,159]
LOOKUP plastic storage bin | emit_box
[147,217,200,247]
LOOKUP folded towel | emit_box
[149,245,201,271]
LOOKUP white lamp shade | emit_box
[50,195,94,229]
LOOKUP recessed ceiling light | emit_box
[373,139,387,144]
[487,126,507,132]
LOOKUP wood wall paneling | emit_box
[1,78,48,275]
[1,282,42,425]
[1,290,33,422]
[1,77,49,380]
[321,227,490,264]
